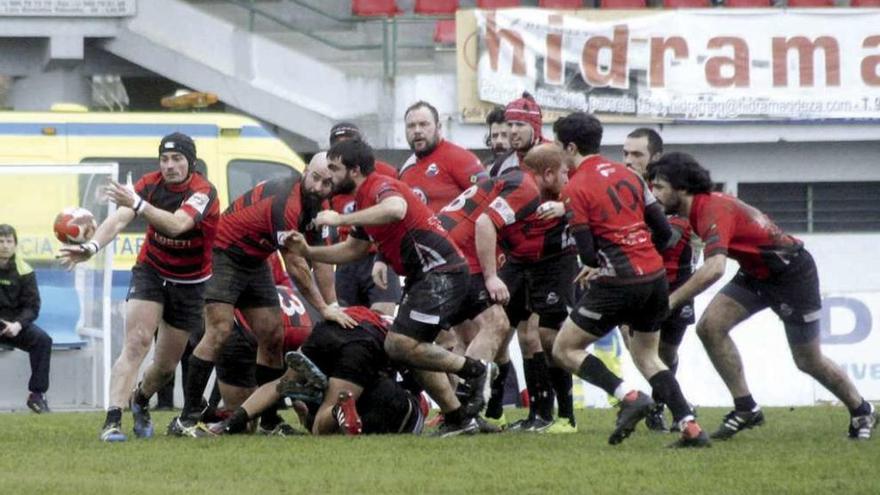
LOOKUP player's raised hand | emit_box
[371,260,389,290]
[484,274,510,305]
[56,241,99,270]
[282,231,310,257]
[321,304,358,329]
[314,210,342,228]
[104,179,139,209]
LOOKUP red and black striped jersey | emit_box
[350,173,467,279]
[438,169,550,272]
[690,192,803,280]
[663,215,695,290]
[398,139,488,212]
[134,171,219,282]
[330,160,398,243]
[562,155,664,283]
[215,178,325,266]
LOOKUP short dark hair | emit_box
[485,106,506,126]
[404,100,440,124]
[627,128,663,157]
[646,152,713,194]
[327,139,375,176]
[553,112,603,156]
[0,224,17,244]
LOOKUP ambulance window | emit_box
[227,160,301,203]
[81,157,207,234]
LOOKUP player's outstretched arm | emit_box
[332,196,407,227]
[284,233,371,266]
[57,207,135,270]
[104,180,196,237]
[669,253,727,310]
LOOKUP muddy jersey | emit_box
[562,155,664,283]
[330,160,398,243]
[663,215,695,290]
[214,178,324,266]
[689,192,803,280]
[349,173,466,279]
[134,171,219,282]
[398,139,488,212]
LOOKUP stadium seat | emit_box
[33,270,87,349]
[601,0,647,7]
[352,0,402,16]
[724,0,772,6]
[434,19,457,45]
[415,0,459,14]
[539,0,585,7]
[664,0,710,6]
[786,0,834,5]
[476,0,523,8]
[852,0,880,5]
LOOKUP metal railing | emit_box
[221,0,452,78]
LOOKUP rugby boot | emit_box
[166,415,215,438]
[669,420,711,448]
[333,390,362,436]
[26,393,50,414]
[711,408,765,440]
[463,361,498,416]
[645,403,670,433]
[130,391,154,439]
[100,421,127,443]
[848,403,878,441]
[277,351,328,402]
[433,416,479,438]
[608,390,654,445]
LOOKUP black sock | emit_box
[575,354,622,396]
[132,384,150,409]
[105,407,122,425]
[182,355,214,419]
[255,365,286,428]
[648,370,691,423]
[225,407,251,434]
[445,407,465,425]
[522,358,537,421]
[531,353,554,421]
[549,366,574,422]
[457,357,486,379]
[850,399,871,417]
[486,361,511,419]
[733,394,758,412]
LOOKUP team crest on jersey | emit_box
[343,201,357,214]
[413,187,428,204]
[546,292,560,305]
[425,163,439,177]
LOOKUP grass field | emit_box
[1,406,877,494]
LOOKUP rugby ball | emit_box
[53,207,97,244]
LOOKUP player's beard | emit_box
[411,135,439,159]
[333,173,357,195]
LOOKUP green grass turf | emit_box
[0,406,877,494]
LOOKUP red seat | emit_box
[664,0,710,6]
[352,0,401,16]
[786,0,834,5]
[476,0,523,8]
[539,0,585,7]
[415,0,459,14]
[601,0,647,7]
[433,19,457,45]
[725,0,771,6]
[852,0,880,5]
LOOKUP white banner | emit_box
[474,9,880,120]
[0,0,135,16]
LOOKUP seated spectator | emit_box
[0,224,52,413]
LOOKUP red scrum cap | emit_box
[504,92,543,143]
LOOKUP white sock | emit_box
[612,383,630,401]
